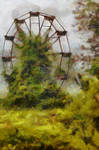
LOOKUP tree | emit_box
[3,29,66,108]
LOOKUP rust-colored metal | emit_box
[38,16,41,35]
[52,37,59,45]
[56,30,67,36]
[49,31,57,40]
[14,19,25,24]
[65,35,71,53]
[39,18,45,34]
[2,56,16,62]
[15,24,25,34]
[30,11,40,17]
[44,15,55,22]
[59,37,63,53]
[5,35,15,41]
[29,15,32,36]
[59,52,72,57]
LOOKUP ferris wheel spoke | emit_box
[24,20,30,34]
[45,21,54,37]
[52,37,59,45]
[38,16,41,35]
[55,18,65,31]
[59,38,63,53]
[39,18,45,35]
[10,43,14,57]
[48,31,57,40]
[6,22,14,35]
[29,15,32,36]
[2,39,6,56]
[18,12,29,19]
[65,35,71,53]
[16,24,24,34]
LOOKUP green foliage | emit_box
[2,31,67,108]
[0,77,99,150]
[88,58,99,78]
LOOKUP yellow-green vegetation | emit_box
[0,77,99,150]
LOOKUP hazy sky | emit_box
[0,0,75,48]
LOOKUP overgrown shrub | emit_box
[2,30,67,108]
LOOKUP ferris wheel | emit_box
[2,11,72,88]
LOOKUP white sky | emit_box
[0,0,75,47]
